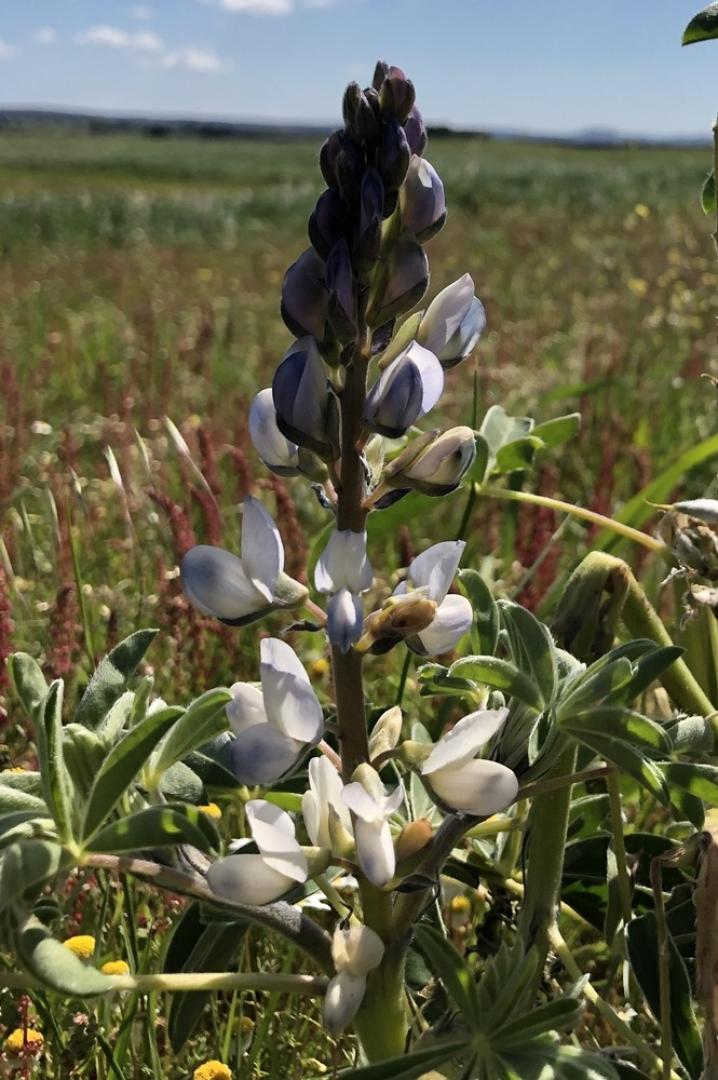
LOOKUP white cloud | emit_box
[161,47,223,72]
[219,0,293,14]
[0,40,17,59]
[34,26,57,45]
[302,0,334,7]
[130,5,153,18]
[75,25,164,52]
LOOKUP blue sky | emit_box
[0,1,716,136]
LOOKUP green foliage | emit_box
[14,917,115,997]
[683,2,718,44]
[75,629,159,730]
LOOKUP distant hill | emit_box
[0,108,710,148]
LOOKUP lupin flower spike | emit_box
[226,637,324,785]
[181,497,307,626]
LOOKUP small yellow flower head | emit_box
[193,1062,232,1080]
[100,960,130,976]
[5,1027,44,1053]
[5,766,26,774]
[633,202,650,218]
[309,657,330,679]
[63,935,95,960]
[198,803,222,820]
[447,894,472,929]
[235,1015,255,1037]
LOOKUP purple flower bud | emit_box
[372,59,390,92]
[404,105,427,156]
[325,238,356,341]
[368,231,429,326]
[272,336,340,459]
[355,167,384,271]
[342,82,380,147]
[400,155,446,242]
[379,66,416,124]
[319,130,344,188]
[364,341,443,438]
[379,119,410,194]
[309,188,349,261]
[335,137,366,206]
[281,247,328,342]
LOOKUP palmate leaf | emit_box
[329,1039,470,1080]
[683,2,718,44]
[491,995,580,1047]
[75,629,158,730]
[414,922,481,1031]
[531,412,581,449]
[14,917,114,997]
[562,728,669,804]
[627,912,702,1079]
[562,708,671,755]
[150,688,232,777]
[0,784,48,815]
[166,902,249,1053]
[82,705,183,840]
[662,761,718,804]
[86,804,219,855]
[458,569,500,656]
[491,1038,620,1080]
[499,601,557,706]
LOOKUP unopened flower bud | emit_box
[368,231,429,327]
[319,129,343,188]
[372,59,390,91]
[249,388,300,476]
[364,341,443,438]
[355,167,384,272]
[400,156,446,243]
[379,119,411,193]
[404,105,427,155]
[324,922,384,1034]
[394,426,476,495]
[272,337,340,459]
[308,188,349,261]
[379,66,416,124]
[395,818,434,864]
[418,273,486,369]
[335,138,366,206]
[325,238,357,342]
[357,594,437,655]
[281,247,328,342]
[342,82,380,147]
[368,706,403,761]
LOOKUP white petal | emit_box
[332,924,384,976]
[382,781,405,817]
[416,594,473,656]
[301,790,321,848]
[314,529,373,594]
[404,341,444,416]
[226,683,267,736]
[240,497,284,603]
[327,589,364,652]
[260,638,324,744]
[324,971,367,1035]
[229,725,302,786]
[249,388,300,471]
[246,799,308,882]
[408,541,466,603]
[304,756,351,846]
[422,709,510,775]
[428,758,519,816]
[354,818,395,887]
[419,273,474,354]
[181,545,266,620]
[341,782,382,823]
[206,852,295,906]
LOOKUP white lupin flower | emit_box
[249,388,300,475]
[324,922,385,1034]
[206,800,308,906]
[315,529,374,652]
[341,767,404,887]
[398,426,477,494]
[302,756,354,850]
[227,637,323,785]
[421,710,519,816]
[417,273,486,369]
[394,540,472,657]
[364,340,444,438]
[181,497,307,626]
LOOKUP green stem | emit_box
[607,771,633,932]
[478,484,670,556]
[650,856,674,1080]
[0,970,326,995]
[517,743,577,967]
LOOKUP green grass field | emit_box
[1,129,717,1078]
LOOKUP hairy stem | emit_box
[0,970,326,996]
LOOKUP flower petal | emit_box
[303,756,351,847]
[314,529,373,594]
[419,273,474,355]
[241,497,284,602]
[226,683,267,736]
[249,388,300,472]
[427,758,519,816]
[327,589,364,653]
[206,852,295,906]
[422,709,510,775]
[354,818,395,887]
[332,924,384,977]
[407,540,466,603]
[415,593,473,656]
[324,971,367,1035]
[260,638,324,744]
[181,545,266,621]
[341,782,382,823]
[229,725,302,786]
[246,799,308,882]
[406,341,444,416]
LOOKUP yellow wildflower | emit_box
[198,803,222,820]
[193,1062,232,1080]
[449,895,472,916]
[4,1027,44,1053]
[63,935,95,959]
[101,960,130,976]
[633,202,650,218]
[5,766,26,774]
[235,1015,255,1038]
[627,277,648,297]
[309,657,330,679]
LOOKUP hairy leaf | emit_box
[75,629,158,730]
